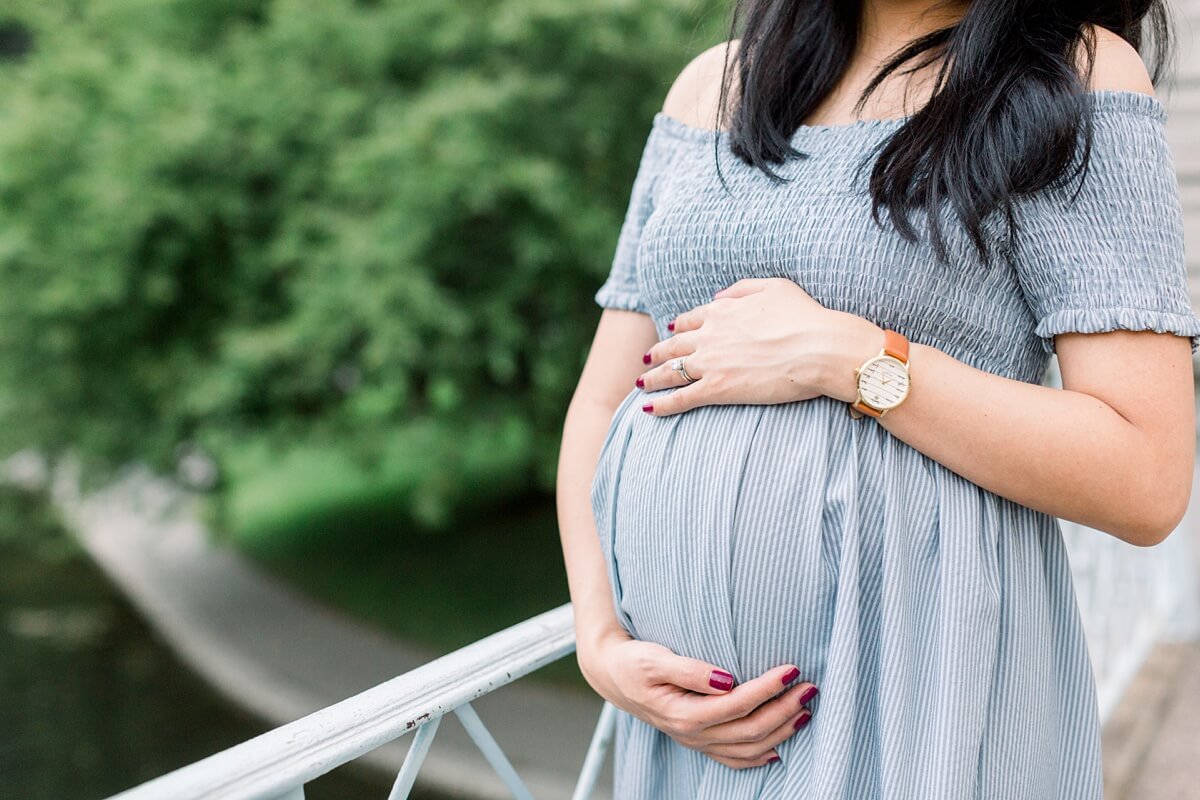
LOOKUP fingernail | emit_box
[781,667,800,685]
[709,669,734,691]
[642,403,654,414]
[768,755,781,764]
[793,710,812,730]
[642,352,652,364]
[667,320,675,332]
[635,377,644,389]
[799,686,819,704]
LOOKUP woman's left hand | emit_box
[636,277,883,415]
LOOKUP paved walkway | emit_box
[57,467,612,800]
[1103,641,1200,800]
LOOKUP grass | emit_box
[219,445,590,691]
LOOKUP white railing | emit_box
[104,603,618,800]
[1064,515,1199,721]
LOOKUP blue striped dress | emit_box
[588,89,1200,800]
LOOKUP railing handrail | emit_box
[107,603,577,800]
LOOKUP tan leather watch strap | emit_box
[883,328,909,363]
[850,398,883,418]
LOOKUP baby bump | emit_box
[590,390,861,683]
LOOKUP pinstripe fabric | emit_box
[588,90,1200,799]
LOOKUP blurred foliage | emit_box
[0,0,726,529]
[0,484,75,560]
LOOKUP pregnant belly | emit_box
[590,386,942,684]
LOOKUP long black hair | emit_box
[712,0,1176,268]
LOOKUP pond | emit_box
[0,491,453,800]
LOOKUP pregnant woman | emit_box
[555,1,1200,797]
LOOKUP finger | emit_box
[700,680,818,745]
[668,305,710,334]
[701,706,813,760]
[644,331,698,368]
[641,380,709,417]
[674,664,805,726]
[712,277,773,299]
[640,350,703,392]
[704,750,781,770]
[645,650,740,696]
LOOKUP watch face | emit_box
[856,355,909,409]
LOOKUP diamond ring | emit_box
[671,356,697,384]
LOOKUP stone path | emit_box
[1103,641,1200,800]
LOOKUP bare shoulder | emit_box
[661,39,741,131]
[1078,23,1156,96]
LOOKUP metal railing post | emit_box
[387,716,442,800]
[454,703,536,800]
[103,604,578,800]
[571,701,618,800]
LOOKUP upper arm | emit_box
[1054,330,1195,539]
[586,44,743,401]
[1008,26,1195,537]
[579,309,659,412]
[1058,29,1194,533]
[1060,23,1190,424]
[593,43,734,316]
[583,42,739,408]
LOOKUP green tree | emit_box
[0,0,726,528]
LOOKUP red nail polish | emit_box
[799,686,819,704]
[635,377,644,389]
[642,403,654,413]
[768,755,781,764]
[793,711,812,730]
[642,352,652,364]
[781,667,800,685]
[667,320,675,332]
[709,669,734,690]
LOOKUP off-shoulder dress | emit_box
[588,89,1200,800]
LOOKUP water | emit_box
[0,526,449,799]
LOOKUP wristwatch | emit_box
[848,329,911,419]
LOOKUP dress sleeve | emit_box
[1006,90,1200,356]
[594,117,681,313]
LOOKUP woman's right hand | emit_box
[576,627,819,769]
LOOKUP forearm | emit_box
[556,394,630,654]
[822,316,1187,546]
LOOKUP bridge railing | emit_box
[104,603,616,800]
